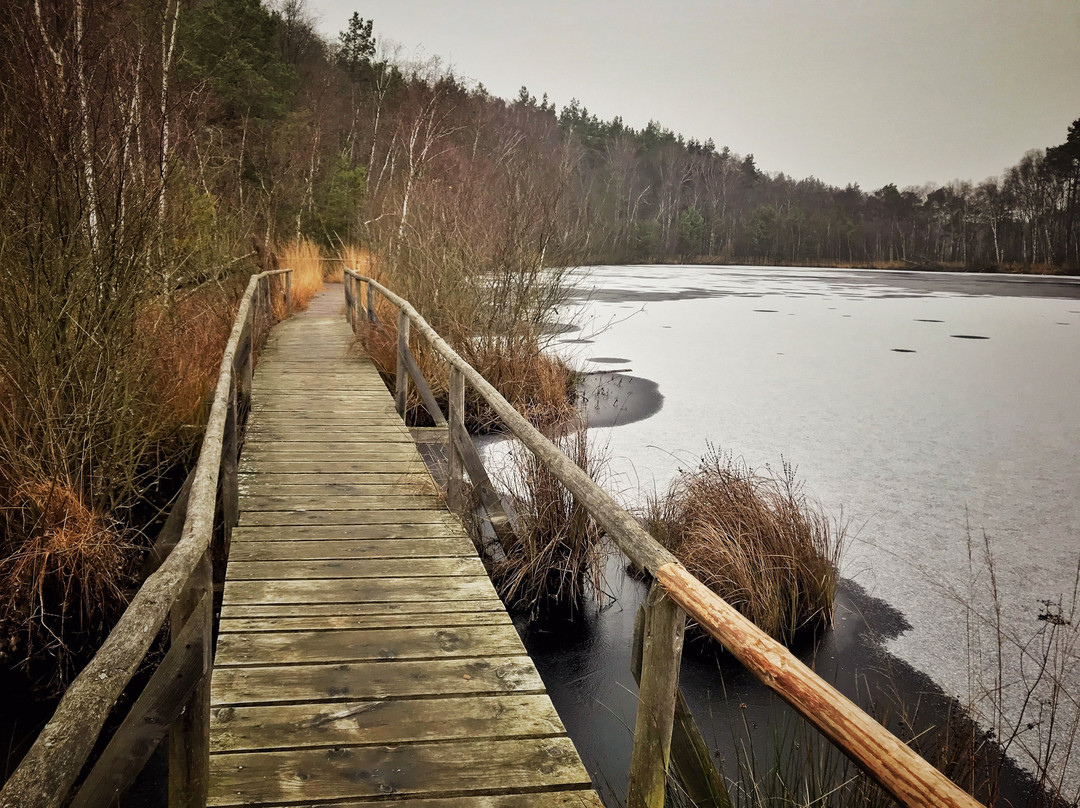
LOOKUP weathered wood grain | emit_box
[218,611,512,633]
[278,793,605,808]
[239,495,442,511]
[231,522,462,540]
[215,624,527,666]
[211,657,546,706]
[237,508,454,527]
[219,599,507,619]
[225,556,487,580]
[210,694,565,753]
[221,575,500,605]
[238,473,435,487]
[238,460,428,475]
[206,737,591,806]
[227,537,475,561]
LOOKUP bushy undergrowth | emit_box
[489,427,606,617]
[342,245,578,432]
[641,447,843,645]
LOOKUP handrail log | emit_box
[342,269,984,808]
[0,269,290,808]
[344,270,678,576]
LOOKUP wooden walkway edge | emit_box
[208,290,602,807]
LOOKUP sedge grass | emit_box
[489,425,606,617]
[641,446,843,646]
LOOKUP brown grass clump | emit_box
[278,238,324,310]
[140,288,237,430]
[338,244,376,283]
[0,476,131,679]
[490,426,606,617]
[641,447,843,645]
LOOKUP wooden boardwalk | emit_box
[207,290,601,807]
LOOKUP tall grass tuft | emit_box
[641,446,843,645]
[278,239,324,311]
[489,426,606,617]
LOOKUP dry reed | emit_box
[278,239,325,311]
[490,426,606,617]
[641,446,843,645]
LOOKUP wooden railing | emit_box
[0,270,292,808]
[343,269,984,808]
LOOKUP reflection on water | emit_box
[533,264,1080,799]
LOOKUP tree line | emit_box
[7,0,1075,290]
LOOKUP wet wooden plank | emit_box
[237,509,454,527]
[227,537,475,561]
[239,495,441,511]
[219,600,507,620]
[238,473,436,487]
[231,522,462,541]
[218,611,512,633]
[210,694,565,753]
[238,460,429,475]
[221,576,500,605]
[225,556,487,580]
[210,657,546,706]
[215,624,527,666]
[272,793,606,808]
[206,737,592,806]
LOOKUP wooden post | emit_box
[628,582,686,808]
[168,551,213,808]
[365,281,375,322]
[396,309,410,420]
[447,367,466,511]
[345,276,354,330]
[284,271,292,316]
[632,609,732,808]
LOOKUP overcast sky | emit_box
[305,1,1080,191]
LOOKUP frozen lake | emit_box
[543,264,1080,798]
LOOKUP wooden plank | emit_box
[267,792,605,808]
[221,576,500,605]
[210,657,546,706]
[241,447,421,460]
[237,509,455,527]
[242,430,412,443]
[238,460,429,475]
[238,473,436,487]
[225,556,487,580]
[210,694,564,753]
[218,611,512,633]
[239,484,439,500]
[230,523,463,540]
[215,624,526,666]
[227,538,475,561]
[206,737,591,806]
[219,600,507,619]
[239,495,441,511]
